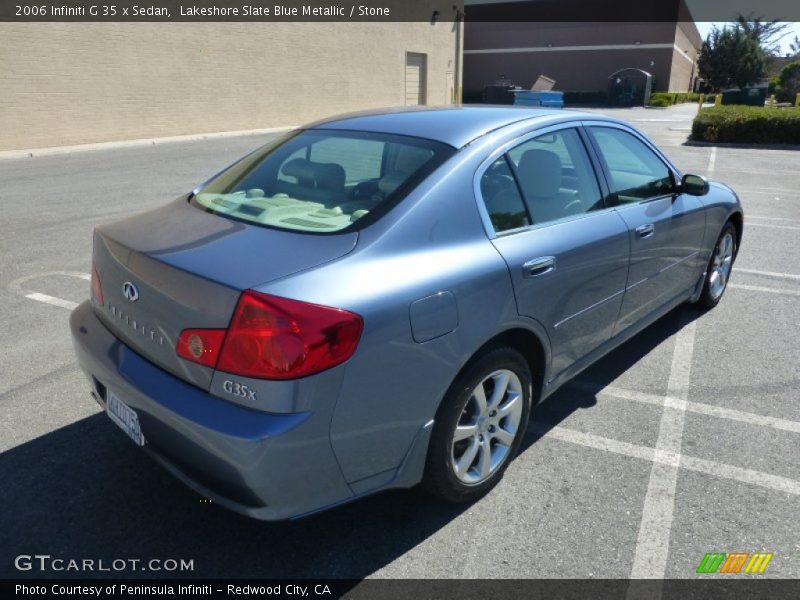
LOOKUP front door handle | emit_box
[523,256,556,278]
[636,223,655,238]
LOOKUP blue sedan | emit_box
[71,106,742,519]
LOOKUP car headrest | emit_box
[517,149,562,199]
[314,162,346,193]
[281,158,316,187]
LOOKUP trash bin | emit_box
[721,89,742,105]
[513,90,565,108]
[741,86,768,106]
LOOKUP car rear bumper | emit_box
[69,300,354,520]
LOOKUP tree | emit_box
[776,61,800,101]
[790,36,800,58]
[734,13,792,55]
[698,26,766,91]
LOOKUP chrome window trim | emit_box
[473,121,616,240]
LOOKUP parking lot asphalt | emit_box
[1,103,798,581]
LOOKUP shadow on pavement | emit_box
[525,304,704,446]
[1,306,704,580]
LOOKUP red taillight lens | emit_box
[176,329,226,368]
[91,263,104,306]
[215,290,363,380]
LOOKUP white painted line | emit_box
[746,222,800,231]
[707,146,717,176]
[465,43,695,64]
[24,292,78,310]
[729,284,800,297]
[538,426,800,496]
[570,383,800,435]
[747,215,799,223]
[736,268,800,281]
[628,319,696,582]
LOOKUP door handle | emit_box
[523,256,556,278]
[636,223,655,238]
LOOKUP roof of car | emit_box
[308,106,599,148]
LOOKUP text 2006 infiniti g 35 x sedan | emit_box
[71,107,742,520]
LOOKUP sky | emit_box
[695,21,800,55]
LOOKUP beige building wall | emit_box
[0,17,462,151]
[669,22,702,92]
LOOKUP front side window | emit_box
[506,128,604,226]
[589,127,674,203]
[193,130,453,233]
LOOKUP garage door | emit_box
[405,52,427,106]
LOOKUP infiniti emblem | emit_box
[122,281,139,303]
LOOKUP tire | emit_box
[423,346,533,503]
[696,221,737,309]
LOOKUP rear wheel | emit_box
[696,222,737,309]
[423,347,532,503]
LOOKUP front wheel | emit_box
[423,347,533,503]
[696,222,737,309]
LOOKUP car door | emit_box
[477,124,630,380]
[585,124,706,334]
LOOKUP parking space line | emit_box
[747,215,799,223]
[707,147,716,176]
[538,426,800,496]
[746,222,800,231]
[24,292,78,310]
[569,383,800,434]
[735,268,800,281]
[628,320,696,581]
[729,284,800,297]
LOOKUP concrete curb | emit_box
[0,126,297,160]
[683,140,800,151]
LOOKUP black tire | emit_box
[423,346,533,503]
[696,221,737,309]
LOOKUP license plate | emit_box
[106,390,145,446]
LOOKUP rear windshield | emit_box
[192,129,454,233]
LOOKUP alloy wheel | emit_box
[708,231,734,300]
[451,369,524,485]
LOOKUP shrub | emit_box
[649,94,672,107]
[692,105,800,144]
[776,61,800,103]
[648,92,702,107]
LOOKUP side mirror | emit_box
[680,173,709,196]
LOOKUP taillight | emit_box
[176,290,363,380]
[91,263,104,306]
[177,329,226,368]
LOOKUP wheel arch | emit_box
[438,326,549,418]
[728,210,743,258]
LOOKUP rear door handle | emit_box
[522,256,556,278]
[636,223,655,238]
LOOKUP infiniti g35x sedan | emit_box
[71,107,742,520]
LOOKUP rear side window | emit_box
[193,130,453,233]
[479,156,530,233]
[589,127,674,203]
[506,128,604,225]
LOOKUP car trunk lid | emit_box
[92,197,357,390]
